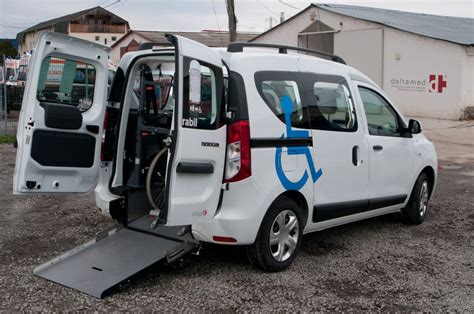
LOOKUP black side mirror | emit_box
[408,119,422,134]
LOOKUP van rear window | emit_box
[36,56,96,111]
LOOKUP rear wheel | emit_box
[247,197,303,272]
[402,172,430,225]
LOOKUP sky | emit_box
[0,0,473,38]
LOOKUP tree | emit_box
[0,40,18,64]
[226,0,237,42]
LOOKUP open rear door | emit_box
[13,32,109,193]
[165,35,226,225]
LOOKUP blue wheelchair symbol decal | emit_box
[275,95,322,191]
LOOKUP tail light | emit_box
[100,111,109,161]
[224,120,251,183]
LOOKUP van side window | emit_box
[302,73,357,132]
[358,87,401,136]
[36,56,96,112]
[182,60,222,129]
[255,72,310,129]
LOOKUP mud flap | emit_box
[33,225,196,298]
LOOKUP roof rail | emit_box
[227,42,347,65]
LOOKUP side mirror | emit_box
[408,119,422,134]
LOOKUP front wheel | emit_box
[247,197,303,272]
[402,172,430,225]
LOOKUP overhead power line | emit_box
[0,23,30,30]
[255,0,279,17]
[278,0,301,10]
[212,0,225,46]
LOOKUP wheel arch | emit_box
[420,165,436,198]
[272,190,309,228]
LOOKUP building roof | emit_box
[111,30,259,48]
[314,4,473,46]
[251,3,474,46]
[16,6,129,42]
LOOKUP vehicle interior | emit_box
[112,56,177,227]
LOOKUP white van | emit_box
[13,32,437,298]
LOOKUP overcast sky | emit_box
[1,0,473,38]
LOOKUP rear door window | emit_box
[255,71,310,129]
[182,60,222,129]
[36,56,96,111]
[301,73,357,132]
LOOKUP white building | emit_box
[252,4,474,120]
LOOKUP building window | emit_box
[104,38,108,45]
[111,36,117,41]
[95,36,100,41]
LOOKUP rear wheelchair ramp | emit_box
[34,225,196,298]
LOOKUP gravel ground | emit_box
[1,143,473,311]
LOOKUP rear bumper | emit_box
[191,178,270,245]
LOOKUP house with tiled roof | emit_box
[109,30,259,64]
[16,6,130,54]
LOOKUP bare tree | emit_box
[226,0,237,42]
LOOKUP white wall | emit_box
[383,28,464,119]
[460,47,474,117]
[334,28,383,86]
[19,27,54,54]
[70,31,126,48]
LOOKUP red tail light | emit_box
[224,120,251,183]
[100,111,109,161]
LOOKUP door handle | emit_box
[352,146,358,166]
[176,162,214,174]
[86,125,100,134]
[373,145,383,151]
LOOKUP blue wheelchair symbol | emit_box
[275,95,322,191]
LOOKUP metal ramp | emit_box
[34,224,196,298]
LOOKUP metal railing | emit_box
[1,55,21,136]
[0,85,22,136]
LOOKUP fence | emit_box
[0,84,22,136]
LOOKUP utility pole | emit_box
[2,54,7,134]
[226,0,237,42]
[265,17,276,30]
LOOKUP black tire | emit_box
[247,197,304,272]
[402,172,430,225]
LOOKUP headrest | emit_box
[315,89,339,114]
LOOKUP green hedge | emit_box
[0,135,15,144]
